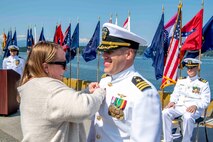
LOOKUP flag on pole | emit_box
[161,5,182,89]
[63,23,71,50]
[12,30,17,46]
[2,32,7,50]
[3,30,13,58]
[27,28,35,47]
[202,16,213,53]
[82,21,100,62]
[71,23,79,49]
[62,23,75,62]
[183,15,213,59]
[39,27,45,41]
[181,9,203,52]
[164,13,178,55]
[53,24,64,45]
[123,15,130,31]
[144,13,164,80]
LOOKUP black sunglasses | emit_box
[186,66,197,69]
[48,61,67,70]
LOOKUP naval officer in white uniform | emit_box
[162,58,211,142]
[87,23,162,142]
[2,45,25,76]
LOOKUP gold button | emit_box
[96,134,101,139]
[108,83,112,87]
[97,116,102,120]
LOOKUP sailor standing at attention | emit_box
[162,58,211,142]
[87,23,162,142]
[2,45,25,76]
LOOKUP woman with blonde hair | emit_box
[18,41,105,142]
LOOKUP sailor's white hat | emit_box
[98,23,147,51]
[8,45,19,51]
[183,58,202,67]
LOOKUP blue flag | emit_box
[39,27,45,41]
[82,21,100,62]
[144,13,164,80]
[63,23,76,62]
[12,30,17,46]
[3,30,13,58]
[27,28,34,47]
[71,23,79,49]
[202,16,213,53]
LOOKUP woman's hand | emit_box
[88,82,100,93]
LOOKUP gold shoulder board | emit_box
[132,76,151,91]
[101,73,109,78]
[199,78,207,83]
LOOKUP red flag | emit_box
[161,6,182,89]
[54,24,64,46]
[181,9,203,51]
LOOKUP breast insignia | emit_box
[199,78,207,83]
[132,76,151,91]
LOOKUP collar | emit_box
[110,65,135,83]
[187,75,199,82]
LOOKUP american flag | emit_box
[161,8,182,89]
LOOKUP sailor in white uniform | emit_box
[2,45,25,76]
[162,58,211,142]
[87,23,162,142]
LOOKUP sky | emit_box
[0,0,212,46]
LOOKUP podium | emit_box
[0,69,20,115]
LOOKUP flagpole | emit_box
[161,5,165,108]
[199,0,204,77]
[77,47,80,91]
[178,2,183,78]
[69,50,72,88]
[76,19,80,91]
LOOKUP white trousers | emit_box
[162,106,202,142]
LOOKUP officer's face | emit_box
[102,47,134,75]
[46,48,67,81]
[187,66,198,77]
[10,50,18,56]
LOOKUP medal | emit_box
[108,95,127,120]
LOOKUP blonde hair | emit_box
[19,41,62,85]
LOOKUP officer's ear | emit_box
[42,63,49,74]
[126,48,134,60]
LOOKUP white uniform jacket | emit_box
[87,65,162,142]
[2,55,25,76]
[170,75,211,112]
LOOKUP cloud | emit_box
[80,38,90,43]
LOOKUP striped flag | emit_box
[164,13,178,56]
[161,5,182,89]
[123,15,130,31]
